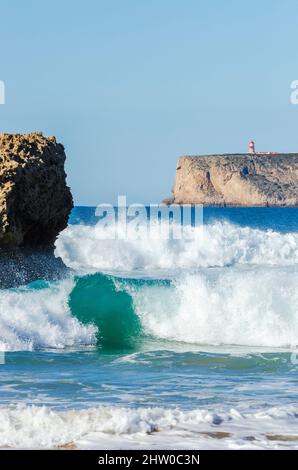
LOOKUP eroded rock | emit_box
[0,132,73,287]
[0,132,73,249]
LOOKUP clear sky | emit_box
[1,0,298,205]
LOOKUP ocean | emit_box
[0,207,298,449]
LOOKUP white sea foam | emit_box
[54,219,298,347]
[0,280,96,351]
[56,221,298,271]
[2,220,298,351]
[1,266,297,350]
[127,267,298,348]
[0,404,297,449]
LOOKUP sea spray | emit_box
[128,268,298,348]
[1,269,298,351]
[0,279,96,351]
[56,220,298,272]
[68,269,298,349]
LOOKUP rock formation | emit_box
[167,154,298,206]
[0,132,73,249]
[0,132,73,287]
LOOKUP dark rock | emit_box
[0,132,73,250]
[0,132,73,287]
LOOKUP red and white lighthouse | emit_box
[249,140,255,154]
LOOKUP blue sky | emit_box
[1,0,298,204]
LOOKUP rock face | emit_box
[169,154,298,206]
[0,132,73,250]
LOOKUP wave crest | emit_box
[0,280,96,351]
[1,268,298,351]
[129,269,298,348]
[56,221,298,271]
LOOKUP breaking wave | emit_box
[0,279,96,351]
[55,220,298,271]
[1,269,298,351]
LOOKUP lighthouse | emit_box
[249,140,255,154]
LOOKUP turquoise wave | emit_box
[67,267,298,351]
[2,268,297,352]
[69,273,167,350]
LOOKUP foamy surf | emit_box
[127,268,298,348]
[56,220,298,272]
[0,279,96,351]
[2,208,298,451]
[0,404,297,450]
[1,268,298,351]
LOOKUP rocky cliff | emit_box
[0,132,73,287]
[0,132,73,250]
[168,154,298,206]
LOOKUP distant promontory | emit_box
[165,154,298,206]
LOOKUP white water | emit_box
[56,220,298,271]
[54,220,298,348]
[0,280,96,351]
[0,266,298,350]
[1,219,298,450]
[1,221,298,351]
[127,268,298,348]
[0,404,297,449]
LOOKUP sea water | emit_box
[0,207,297,449]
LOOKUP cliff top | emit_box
[0,132,59,146]
[179,153,298,159]
[0,132,65,170]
